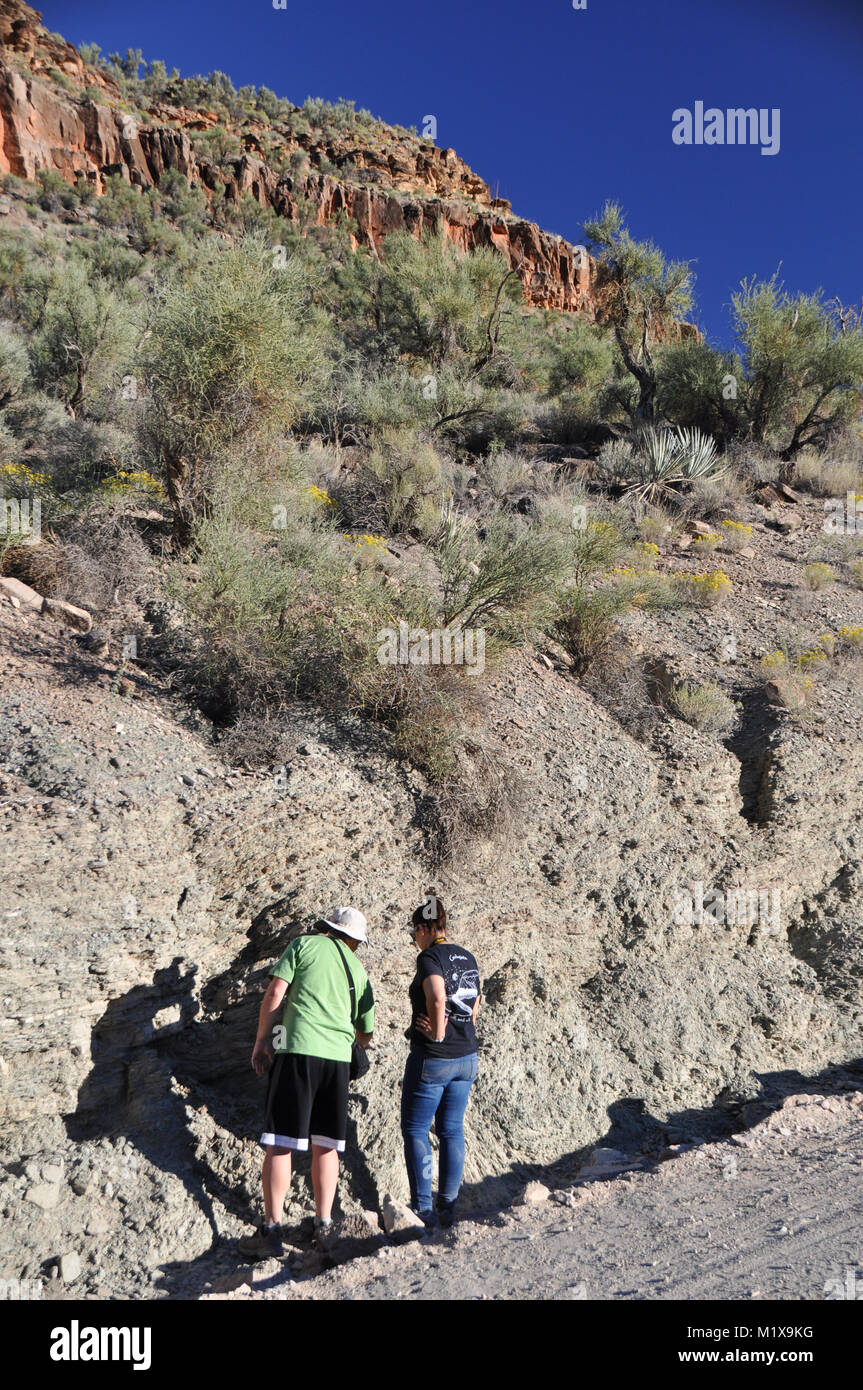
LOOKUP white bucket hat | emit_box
[319,906,368,943]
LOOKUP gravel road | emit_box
[210,1090,863,1301]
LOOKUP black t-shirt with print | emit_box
[409,941,480,1058]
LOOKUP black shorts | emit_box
[261,1052,349,1153]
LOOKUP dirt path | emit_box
[206,1090,863,1301]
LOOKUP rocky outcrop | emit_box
[1,538,862,1295]
[0,1,601,315]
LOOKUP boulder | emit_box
[0,575,43,612]
[42,597,92,633]
[381,1194,424,1241]
[519,1180,551,1206]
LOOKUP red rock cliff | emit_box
[0,0,601,317]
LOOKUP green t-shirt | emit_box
[270,933,375,1063]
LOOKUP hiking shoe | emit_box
[237,1223,285,1261]
[313,1218,336,1252]
[436,1201,457,1229]
[412,1208,439,1231]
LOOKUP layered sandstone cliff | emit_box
[0,0,598,315]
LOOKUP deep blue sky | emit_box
[40,0,862,344]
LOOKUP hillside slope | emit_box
[2,487,862,1298]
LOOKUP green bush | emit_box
[141,235,328,541]
[27,260,139,416]
[672,681,737,734]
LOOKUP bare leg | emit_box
[262,1145,292,1224]
[310,1144,339,1220]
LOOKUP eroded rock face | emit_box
[1,592,861,1297]
[0,0,604,315]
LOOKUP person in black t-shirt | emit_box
[400,895,481,1226]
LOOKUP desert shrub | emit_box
[630,540,660,570]
[852,558,863,588]
[594,437,636,488]
[433,508,565,634]
[654,338,744,442]
[732,274,863,461]
[141,235,327,541]
[672,680,737,733]
[475,449,535,502]
[691,532,721,556]
[47,499,157,616]
[758,649,813,712]
[0,326,30,406]
[794,449,863,499]
[636,507,677,547]
[561,514,627,586]
[36,418,141,496]
[552,585,630,674]
[677,570,733,607]
[75,234,144,287]
[676,469,747,519]
[27,261,139,416]
[720,520,753,551]
[607,568,681,611]
[333,429,450,537]
[321,366,429,445]
[803,562,836,591]
[34,168,79,213]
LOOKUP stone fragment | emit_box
[26,1184,60,1210]
[43,597,93,633]
[0,576,43,612]
[381,1194,424,1241]
[519,1181,551,1206]
[59,1252,81,1283]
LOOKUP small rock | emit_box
[85,1215,111,1235]
[41,1164,64,1185]
[519,1181,551,1206]
[43,598,93,633]
[381,1193,424,1241]
[26,1184,60,1210]
[0,576,43,613]
[59,1252,81,1284]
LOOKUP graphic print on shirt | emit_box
[443,955,480,1019]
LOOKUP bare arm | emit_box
[472,992,481,1026]
[251,976,288,1075]
[417,974,447,1043]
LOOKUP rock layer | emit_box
[0,0,599,314]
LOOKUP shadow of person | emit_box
[65,956,225,1226]
[63,909,376,1298]
[454,1055,863,1217]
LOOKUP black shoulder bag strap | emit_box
[329,936,370,1080]
[330,936,357,1025]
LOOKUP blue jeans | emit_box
[400,1050,478,1212]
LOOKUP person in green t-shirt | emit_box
[238,906,374,1260]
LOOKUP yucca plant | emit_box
[621,425,725,502]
